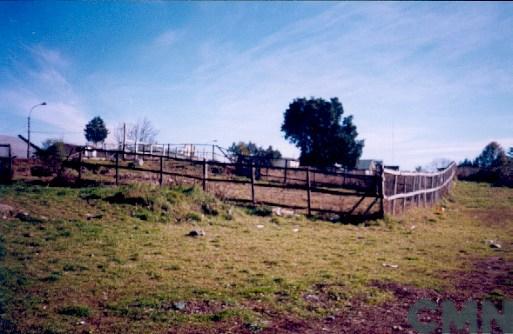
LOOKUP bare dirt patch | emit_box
[262,257,512,334]
[173,257,513,334]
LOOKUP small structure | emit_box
[355,159,383,175]
[0,134,35,158]
[0,144,13,183]
[271,158,299,169]
[384,165,400,171]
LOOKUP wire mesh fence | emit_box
[382,162,457,215]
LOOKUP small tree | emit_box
[84,116,108,146]
[458,158,475,167]
[36,139,67,174]
[425,158,452,172]
[281,97,364,169]
[474,142,507,168]
[228,141,281,167]
[228,142,281,161]
[228,141,282,178]
[114,118,159,149]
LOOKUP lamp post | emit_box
[212,139,217,161]
[27,102,47,159]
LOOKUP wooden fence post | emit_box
[423,175,427,207]
[122,123,126,160]
[115,152,119,185]
[392,174,398,215]
[159,156,163,187]
[306,167,312,216]
[413,175,420,207]
[202,159,208,191]
[167,144,170,158]
[402,176,407,213]
[78,150,82,183]
[7,145,12,181]
[251,163,256,204]
[284,162,288,184]
[378,164,385,218]
[430,176,434,205]
[434,175,439,202]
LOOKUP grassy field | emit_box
[0,181,512,333]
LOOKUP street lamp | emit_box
[27,102,47,159]
[212,139,218,161]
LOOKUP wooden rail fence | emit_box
[66,147,456,220]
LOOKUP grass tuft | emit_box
[57,305,91,317]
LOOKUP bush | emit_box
[0,236,5,259]
[185,212,203,222]
[50,170,77,186]
[457,161,513,187]
[36,140,68,174]
[31,165,53,177]
[58,305,91,317]
[201,202,220,216]
[247,205,273,217]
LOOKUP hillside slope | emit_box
[0,181,512,333]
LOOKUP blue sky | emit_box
[1,2,512,169]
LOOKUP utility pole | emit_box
[27,102,47,159]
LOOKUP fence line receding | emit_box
[61,147,456,220]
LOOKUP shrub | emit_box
[248,205,273,217]
[185,212,202,222]
[58,305,91,317]
[36,140,68,174]
[30,165,53,177]
[201,202,220,216]
[50,170,77,186]
[0,236,5,259]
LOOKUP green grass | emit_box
[0,181,512,333]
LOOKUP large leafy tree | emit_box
[474,141,507,168]
[84,116,109,145]
[281,97,364,169]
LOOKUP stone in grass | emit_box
[272,207,295,217]
[15,211,43,223]
[485,240,502,249]
[86,213,103,220]
[0,203,15,219]
[187,229,205,237]
[172,301,187,311]
[304,294,320,302]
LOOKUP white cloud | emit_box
[0,45,88,143]
[29,45,70,69]
[171,3,513,169]
[153,29,178,47]
[75,3,513,169]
